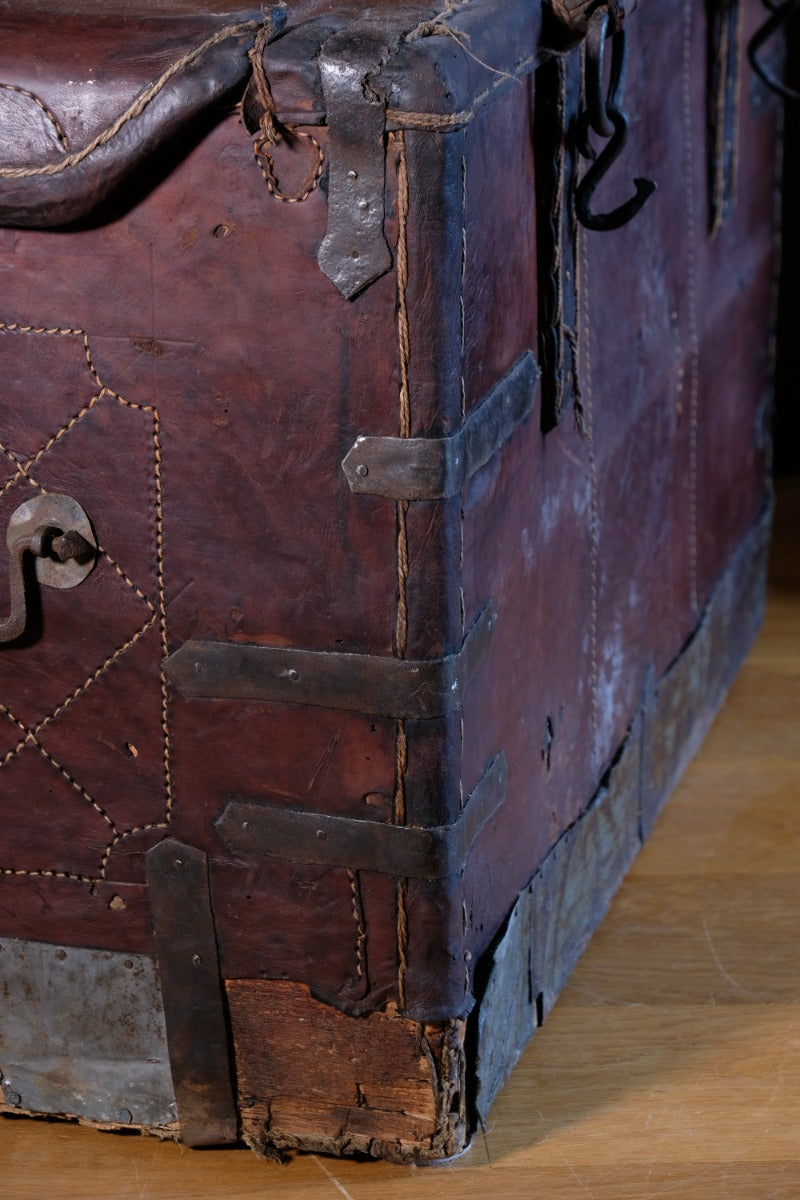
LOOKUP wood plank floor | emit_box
[2,479,799,1199]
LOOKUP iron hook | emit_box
[575,105,656,232]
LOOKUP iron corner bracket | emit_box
[342,351,538,499]
[216,750,508,879]
[163,600,496,720]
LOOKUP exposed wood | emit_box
[2,476,797,1196]
[226,979,467,1162]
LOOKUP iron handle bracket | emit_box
[1,494,97,645]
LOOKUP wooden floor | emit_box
[2,480,799,1199]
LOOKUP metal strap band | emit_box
[216,751,507,879]
[163,601,495,719]
[342,352,538,500]
[146,839,238,1148]
[317,28,393,298]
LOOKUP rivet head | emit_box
[192,954,203,967]
[173,858,183,868]
[286,668,299,682]
[355,463,369,478]
[347,169,358,180]
[357,199,369,211]
[316,829,327,840]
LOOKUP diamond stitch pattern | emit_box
[0,325,170,887]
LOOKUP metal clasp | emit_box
[1,494,97,644]
[574,5,656,231]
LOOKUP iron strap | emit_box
[316,27,393,298]
[342,352,538,500]
[216,752,507,879]
[163,601,495,719]
[145,839,238,1148]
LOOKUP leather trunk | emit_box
[0,0,781,1163]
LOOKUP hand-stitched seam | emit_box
[100,820,169,879]
[0,322,173,886]
[152,408,174,825]
[347,868,368,982]
[0,865,100,884]
[0,83,70,154]
[576,154,600,772]
[0,395,101,499]
[682,0,700,614]
[393,129,411,1011]
[0,613,157,770]
[99,547,157,612]
[0,700,117,836]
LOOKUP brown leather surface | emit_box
[459,0,776,982]
[0,0,779,1030]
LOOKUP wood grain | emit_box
[1,478,799,1196]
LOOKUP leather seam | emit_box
[0,322,173,885]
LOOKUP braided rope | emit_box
[0,19,261,180]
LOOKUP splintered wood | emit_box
[226,979,467,1162]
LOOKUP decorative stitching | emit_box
[0,83,71,155]
[100,547,157,612]
[0,322,172,885]
[0,395,101,498]
[0,613,157,770]
[0,700,117,836]
[100,820,169,879]
[152,408,174,824]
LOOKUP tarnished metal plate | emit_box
[216,751,507,879]
[164,601,496,719]
[6,492,97,590]
[0,938,176,1128]
[317,28,393,299]
[342,353,538,499]
[146,839,238,1148]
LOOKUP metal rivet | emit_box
[173,858,183,868]
[285,668,299,682]
[192,954,203,967]
[355,464,369,478]
[357,199,369,211]
[347,169,358,180]
[316,829,326,840]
